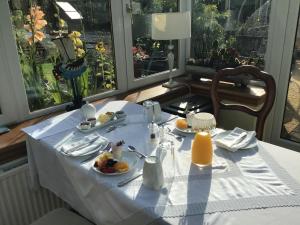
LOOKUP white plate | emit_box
[92,151,138,176]
[174,126,197,134]
[76,116,126,133]
[214,130,258,149]
[175,127,219,136]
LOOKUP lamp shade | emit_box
[151,11,191,40]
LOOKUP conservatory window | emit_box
[130,0,179,79]
[8,0,116,112]
[188,0,272,71]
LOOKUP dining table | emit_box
[23,100,300,225]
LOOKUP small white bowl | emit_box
[87,117,97,127]
[79,121,91,130]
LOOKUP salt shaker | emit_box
[147,122,159,154]
[143,101,154,123]
[148,122,159,142]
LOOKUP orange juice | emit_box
[192,132,213,166]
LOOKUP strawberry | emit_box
[100,167,116,173]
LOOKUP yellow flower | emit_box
[59,19,65,28]
[96,42,106,53]
[74,38,83,48]
[68,30,85,58]
[76,48,85,57]
[105,83,112,89]
[69,31,81,40]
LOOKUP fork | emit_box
[166,127,186,137]
[105,123,126,133]
[166,127,185,141]
[117,173,143,187]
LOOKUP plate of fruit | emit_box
[92,151,137,175]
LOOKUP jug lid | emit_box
[143,100,153,107]
[145,156,160,164]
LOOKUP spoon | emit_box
[128,145,147,159]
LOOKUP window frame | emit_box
[123,0,187,90]
[0,0,26,125]
[185,0,300,147]
[1,0,300,151]
[267,0,300,151]
[186,0,275,76]
[263,0,292,142]
[0,0,190,125]
[0,0,128,125]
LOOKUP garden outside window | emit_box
[8,0,116,112]
[188,0,272,72]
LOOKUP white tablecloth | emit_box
[24,101,300,225]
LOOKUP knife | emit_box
[80,142,112,164]
[158,116,178,126]
[117,173,142,187]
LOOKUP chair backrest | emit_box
[211,65,276,140]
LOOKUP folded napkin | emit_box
[61,134,108,157]
[215,127,257,152]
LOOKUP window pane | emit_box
[189,0,272,70]
[280,12,300,143]
[9,0,116,111]
[131,0,179,79]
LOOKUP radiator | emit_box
[0,163,68,225]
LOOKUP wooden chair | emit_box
[211,65,276,140]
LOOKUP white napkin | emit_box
[61,134,108,157]
[215,127,257,152]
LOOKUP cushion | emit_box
[31,208,94,225]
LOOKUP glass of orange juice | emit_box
[192,132,213,166]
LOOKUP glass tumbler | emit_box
[142,100,154,123]
[192,132,213,166]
